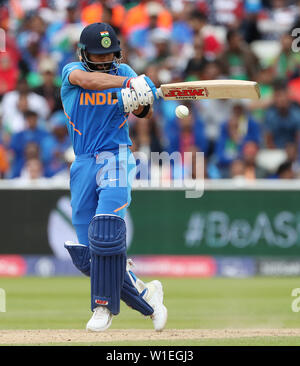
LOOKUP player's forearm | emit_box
[69,69,127,90]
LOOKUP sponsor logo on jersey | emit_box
[80,92,118,106]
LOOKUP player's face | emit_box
[88,53,114,72]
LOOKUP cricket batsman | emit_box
[61,22,167,332]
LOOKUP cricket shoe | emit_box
[86,306,112,332]
[145,280,168,332]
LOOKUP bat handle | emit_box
[157,88,163,98]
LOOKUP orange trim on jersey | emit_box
[114,202,128,213]
[63,109,82,136]
[119,119,127,129]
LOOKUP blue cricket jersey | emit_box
[60,62,136,155]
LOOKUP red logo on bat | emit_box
[95,299,108,305]
[164,88,209,98]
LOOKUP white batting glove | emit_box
[123,74,158,106]
[117,88,140,113]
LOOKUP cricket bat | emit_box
[157,80,260,100]
[112,80,260,101]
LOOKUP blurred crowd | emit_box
[2,0,300,182]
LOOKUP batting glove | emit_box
[122,74,158,106]
[117,88,140,113]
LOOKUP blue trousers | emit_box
[70,147,136,244]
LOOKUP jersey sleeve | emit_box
[118,63,137,78]
[61,62,85,88]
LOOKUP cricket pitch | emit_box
[1,328,300,345]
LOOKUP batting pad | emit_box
[88,215,127,314]
[121,271,154,316]
[64,241,90,276]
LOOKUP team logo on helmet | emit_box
[101,36,111,48]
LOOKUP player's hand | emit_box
[117,88,140,113]
[123,75,158,106]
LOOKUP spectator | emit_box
[272,33,300,81]
[128,3,168,62]
[33,57,63,114]
[285,142,300,178]
[9,110,50,178]
[241,0,262,43]
[230,142,266,180]
[46,1,81,40]
[242,141,267,179]
[45,2,83,75]
[219,29,259,80]
[184,35,209,80]
[17,157,48,183]
[275,160,295,179]
[264,80,300,149]
[17,13,49,83]
[248,64,275,123]
[43,111,71,177]
[193,60,229,157]
[211,0,244,27]
[230,159,246,180]
[23,141,40,162]
[214,102,261,177]
[257,0,298,40]
[148,28,173,68]
[1,78,50,134]
[81,0,125,33]
[123,0,173,38]
[187,10,222,59]
[167,3,195,73]
[21,157,44,179]
[170,2,194,48]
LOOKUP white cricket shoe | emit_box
[86,306,112,332]
[145,280,168,332]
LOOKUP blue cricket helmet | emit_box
[78,22,122,73]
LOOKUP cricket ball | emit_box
[175,105,189,119]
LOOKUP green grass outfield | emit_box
[0,276,300,346]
